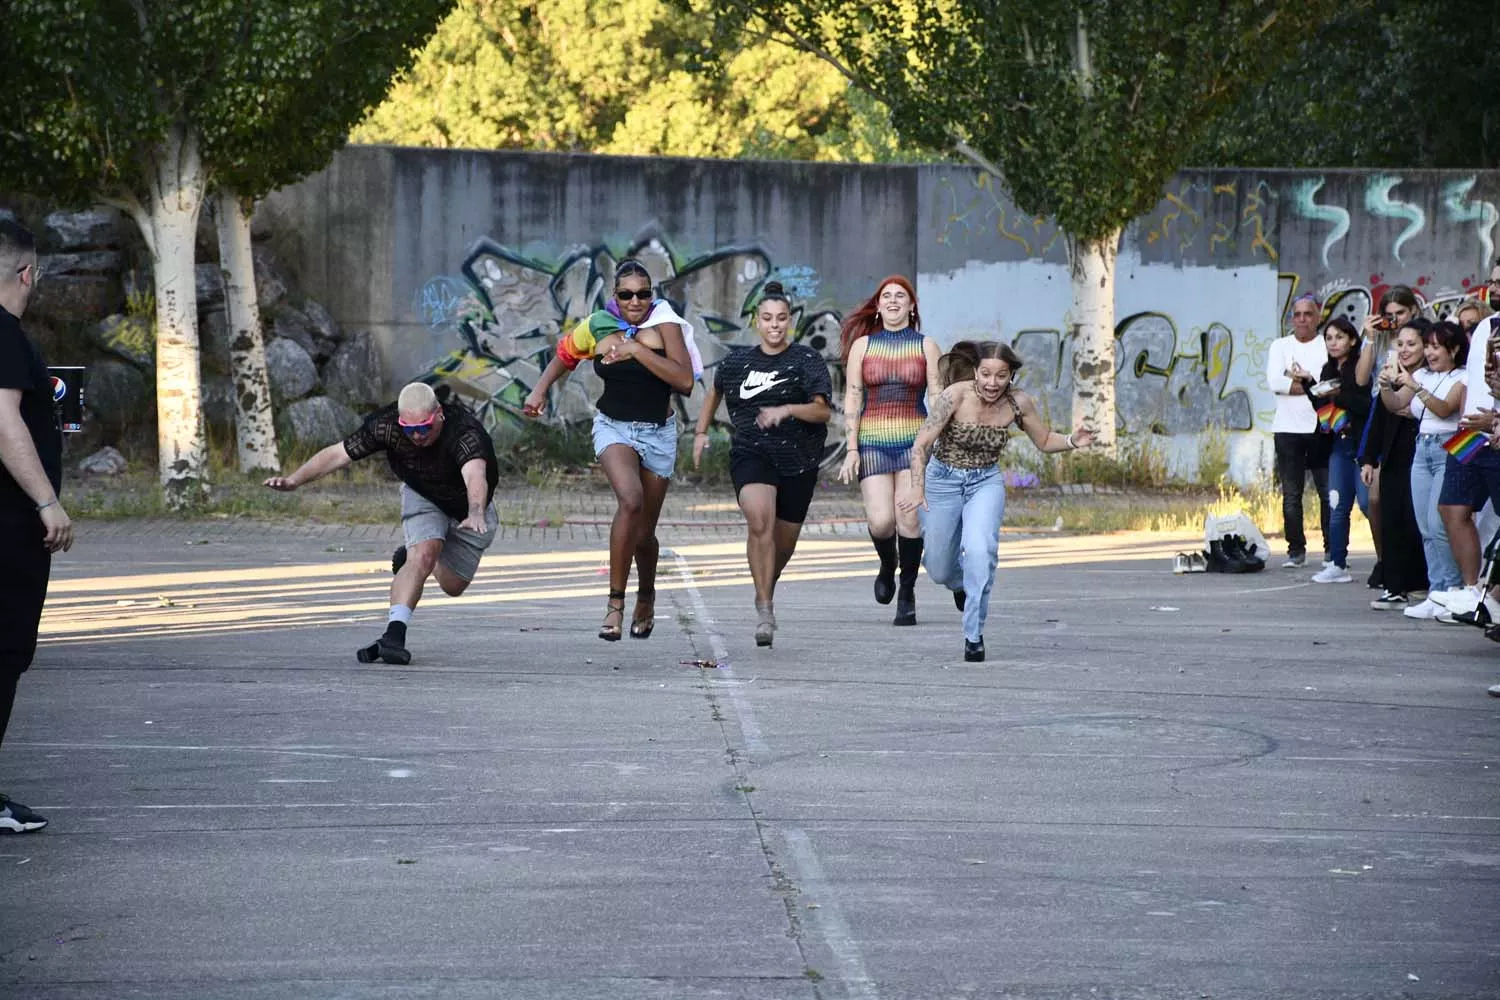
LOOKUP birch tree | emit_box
[1,1,450,497]
[689,0,1343,449]
[201,2,452,473]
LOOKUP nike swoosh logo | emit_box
[739,378,789,399]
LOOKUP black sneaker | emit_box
[953,589,966,611]
[356,634,412,665]
[392,546,407,575]
[963,637,985,662]
[1369,591,1408,611]
[0,795,48,834]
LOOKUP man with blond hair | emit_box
[267,382,498,664]
[0,219,72,834]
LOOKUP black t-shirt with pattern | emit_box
[713,343,832,476]
[0,306,62,515]
[342,400,498,520]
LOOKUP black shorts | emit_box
[730,454,820,524]
[0,510,51,676]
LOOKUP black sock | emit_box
[383,620,408,645]
[897,535,924,588]
[871,531,897,577]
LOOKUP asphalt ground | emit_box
[2,519,1497,999]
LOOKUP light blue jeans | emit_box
[1411,433,1461,592]
[920,460,1005,642]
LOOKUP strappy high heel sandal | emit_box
[754,598,775,648]
[599,590,625,641]
[629,588,656,639]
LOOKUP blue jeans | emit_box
[920,461,1005,642]
[1325,434,1368,569]
[1411,433,1461,591]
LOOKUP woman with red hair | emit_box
[837,275,943,626]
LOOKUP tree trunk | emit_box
[1065,230,1120,453]
[215,190,280,473]
[116,123,210,507]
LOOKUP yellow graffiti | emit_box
[1243,191,1278,261]
[1213,182,1237,196]
[1209,222,1234,255]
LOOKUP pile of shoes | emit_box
[1203,534,1266,573]
[1171,552,1207,574]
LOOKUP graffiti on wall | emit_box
[1292,173,1497,270]
[1279,270,1489,333]
[1140,178,1278,262]
[1007,312,1257,435]
[412,229,849,464]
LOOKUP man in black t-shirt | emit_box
[266,382,499,664]
[0,220,71,834]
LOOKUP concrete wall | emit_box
[258,147,1500,480]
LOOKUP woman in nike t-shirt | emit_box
[693,281,832,648]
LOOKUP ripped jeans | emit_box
[1325,433,1369,570]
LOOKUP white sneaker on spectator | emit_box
[1282,553,1307,568]
[1311,564,1352,584]
[1442,589,1485,616]
[1404,598,1443,620]
[1429,586,1475,609]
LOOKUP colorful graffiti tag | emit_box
[1008,312,1257,434]
[413,231,849,465]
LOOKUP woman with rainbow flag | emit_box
[1389,320,1468,620]
[1307,316,1372,585]
[522,261,698,641]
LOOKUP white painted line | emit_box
[671,550,876,999]
[670,552,767,756]
[783,827,879,999]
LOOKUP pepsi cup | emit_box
[48,366,86,433]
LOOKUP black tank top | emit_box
[594,347,674,423]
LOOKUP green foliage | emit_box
[688,0,1345,241]
[1193,0,1500,168]
[0,1,452,205]
[351,0,923,162]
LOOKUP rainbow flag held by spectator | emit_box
[1444,428,1490,463]
[1315,402,1348,434]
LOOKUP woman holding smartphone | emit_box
[1360,319,1431,610]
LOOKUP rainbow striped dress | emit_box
[857,327,928,479]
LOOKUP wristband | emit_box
[1066,432,1079,450]
[36,499,58,511]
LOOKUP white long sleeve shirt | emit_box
[1265,334,1329,434]
[1462,316,1500,417]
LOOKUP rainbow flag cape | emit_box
[1444,428,1490,463]
[555,299,703,378]
[1315,402,1348,434]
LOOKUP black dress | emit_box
[1359,397,1427,596]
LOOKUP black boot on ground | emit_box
[1205,539,1232,573]
[893,536,922,626]
[964,637,985,662]
[871,532,897,604]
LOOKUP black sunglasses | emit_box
[614,289,653,302]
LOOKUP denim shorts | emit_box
[1438,448,1500,510]
[592,412,679,479]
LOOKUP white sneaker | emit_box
[1282,553,1307,568]
[1403,598,1443,620]
[1311,564,1353,584]
[1443,589,1483,616]
[1429,586,1475,609]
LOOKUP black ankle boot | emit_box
[963,637,985,662]
[871,532,897,604]
[893,536,922,626]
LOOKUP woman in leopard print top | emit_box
[899,341,1093,662]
